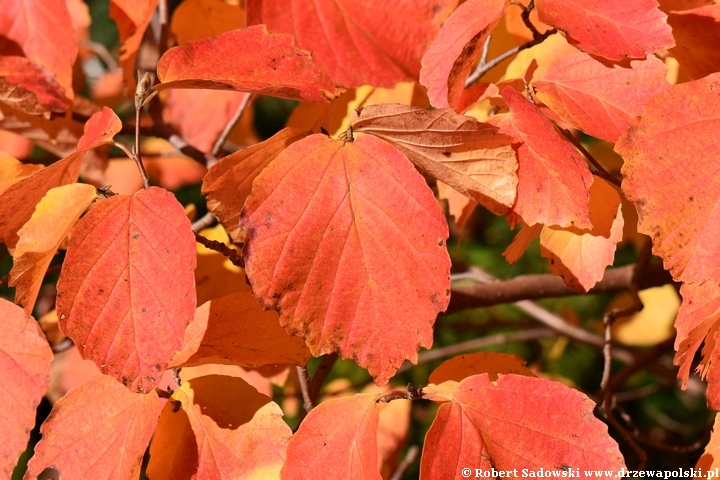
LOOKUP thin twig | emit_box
[480,35,492,66]
[191,212,218,233]
[51,338,74,354]
[520,0,542,39]
[158,0,171,56]
[194,232,243,267]
[308,353,339,403]
[601,396,648,470]
[559,128,622,187]
[211,94,255,157]
[390,446,420,480]
[297,366,314,414]
[148,100,217,166]
[172,367,182,388]
[79,39,119,71]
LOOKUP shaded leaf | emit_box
[241,133,450,385]
[25,374,161,479]
[0,299,52,478]
[155,25,342,103]
[535,53,669,143]
[536,0,674,61]
[147,375,291,479]
[248,0,457,88]
[56,187,196,393]
[0,153,43,194]
[489,88,593,230]
[194,224,251,305]
[429,352,536,384]
[171,0,246,45]
[505,33,579,83]
[668,4,720,80]
[110,0,160,94]
[0,56,69,115]
[351,104,517,215]
[169,291,311,368]
[437,181,477,233]
[202,127,309,242]
[420,0,508,109]
[0,104,85,158]
[282,394,381,480]
[47,345,100,404]
[421,375,625,478]
[10,183,97,316]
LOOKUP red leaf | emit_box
[0,299,52,478]
[0,107,121,248]
[241,134,450,385]
[25,374,161,478]
[489,88,593,230]
[0,0,78,101]
[420,0,508,109]
[0,56,69,115]
[110,0,160,94]
[534,53,669,142]
[282,394,381,479]
[56,187,197,393]
[147,375,291,479]
[155,25,342,103]
[536,0,674,61]
[248,0,457,88]
[202,127,309,242]
[668,4,720,80]
[169,291,311,368]
[421,375,625,477]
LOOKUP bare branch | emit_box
[194,232,243,267]
[191,212,218,233]
[390,446,420,480]
[211,94,255,158]
[296,366,314,414]
[559,128,622,187]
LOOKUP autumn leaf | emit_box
[668,4,720,80]
[194,224,251,305]
[489,87,593,230]
[0,299,52,478]
[169,291,311,368]
[429,352,536,384]
[436,181,477,233]
[170,0,246,45]
[248,0,457,88]
[0,153,43,194]
[147,375,292,479]
[697,415,720,476]
[421,375,625,478]
[535,0,674,61]
[350,104,518,216]
[241,133,451,385]
[0,0,78,101]
[0,105,85,158]
[56,187,197,393]
[10,183,97,316]
[282,394,382,480]
[0,107,121,248]
[0,56,69,115]
[25,374,161,479]
[110,0,160,94]
[504,33,579,83]
[612,285,680,346]
[420,0,508,109]
[202,127,309,242]
[155,25,342,103]
[534,53,669,143]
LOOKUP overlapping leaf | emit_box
[241,133,451,385]
[350,104,517,215]
[535,0,674,61]
[420,0,508,109]
[202,127,309,242]
[0,107,121,248]
[282,394,381,480]
[194,224,251,305]
[25,374,161,479]
[110,0,160,94]
[535,53,669,142]
[421,375,625,478]
[169,291,310,368]
[0,299,52,478]
[10,183,97,316]
[0,56,69,115]
[56,187,197,393]
[147,375,291,479]
[0,153,43,194]
[668,4,720,80]
[489,87,593,230]
[429,352,536,384]
[155,25,342,103]
[436,181,477,233]
[170,0,246,45]
[248,0,457,88]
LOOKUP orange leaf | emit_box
[0,106,121,248]
[194,224,251,305]
[697,414,720,475]
[170,0,246,45]
[169,291,311,368]
[0,153,43,194]
[536,0,674,61]
[282,394,381,480]
[0,0,78,102]
[668,4,720,80]
[421,375,625,477]
[503,223,543,264]
[0,299,52,478]
[420,0,508,109]
[155,25,342,103]
[437,181,477,233]
[25,374,161,478]
[0,106,85,158]
[56,187,197,393]
[429,352,536,384]
[248,0,457,88]
[147,375,291,479]
[241,134,451,385]
[202,127,309,242]
[535,53,669,143]
[0,56,69,115]
[47,346,100,404]
[110,0,160,94]
[489,87,593,230]
[10,183,97,316]
[351,104,517,216]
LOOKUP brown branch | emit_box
[79,39,119,71]
[211,94,255,158]
[194,232,243,267]
[296,365,314,414]
[559,128,622,187]
[191,212,218,233]
[158,0,171,57]
[390,445,420,480]
[307,353,339,403]
[520,0,542,39]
